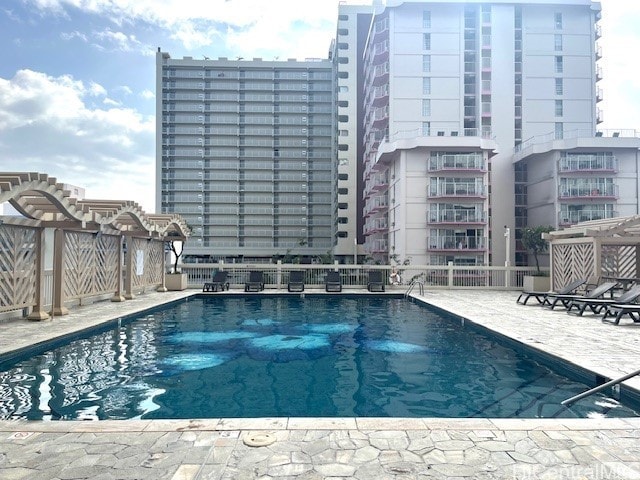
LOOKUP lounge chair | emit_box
[567,285,640,316]
[287,271,305,292]
[325,271,342,292]
[601,303,640,325]
[516,278,587,305]
[544,281,618,310]
[203,271,229,292]
[244,271,265,292]
[367,270,385,292]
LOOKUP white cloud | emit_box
[140,89,154,100]
[60,30,88,42]
[0,69,156,211]
[24,0,350,56]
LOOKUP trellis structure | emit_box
[0,172,189,320]
[546,215,640,291]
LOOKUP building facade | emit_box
[345,0,629,266]
[156,52,336,262]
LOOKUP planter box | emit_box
[523,275,550,292]
[165,273,188,291]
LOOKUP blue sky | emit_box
[0,0,638,212]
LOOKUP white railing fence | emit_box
[181,262,546,290]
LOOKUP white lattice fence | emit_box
[0,225,37,313]
[601,245,637,278]
[63,231,119,300]
[551,242,595,290]
[130,238,163,289]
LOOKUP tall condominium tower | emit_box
[343,0,631,267]
[156,51,336,262]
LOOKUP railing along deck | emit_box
[182,263,546,290]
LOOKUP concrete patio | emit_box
[1,289,639,479]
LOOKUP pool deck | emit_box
[1,288,640,479]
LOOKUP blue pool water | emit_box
[0,296,637,420]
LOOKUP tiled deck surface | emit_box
[1,288,640,479]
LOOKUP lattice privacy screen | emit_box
[0,225,37,313]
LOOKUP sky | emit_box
[1,0,639,213]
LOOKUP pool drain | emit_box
[243,432,276,447]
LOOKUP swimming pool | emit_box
[0,296,637,420]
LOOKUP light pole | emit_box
[504,225,511,267]
[504,225,511,288]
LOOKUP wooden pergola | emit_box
[0,172,189,320]
[545,215,640,291]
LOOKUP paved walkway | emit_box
[0,289,639,479]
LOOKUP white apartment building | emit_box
[156,51,336,262]
[346,0,640,267]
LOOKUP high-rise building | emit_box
[341,0,640,267]
[156,51,336,262]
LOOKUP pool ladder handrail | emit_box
[561,366,640,407]
[404,279,424,297]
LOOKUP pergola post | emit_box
[27,227,50,321]
[111,235,125,302]
[123,235,135,300]
[593,237,603,282]
[156,239,168,292]
[51,228,69,316]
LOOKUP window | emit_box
[555,12,563,29]
[338,71,349,78]
[338,173,349,180]
[338,14,348,21]
[555,56,563,73]
[338,188,348,195]
[337,42,348,50]
[338,144,349,151]
[555,122,563,139]
[339,158,349,166]
[555,34,563,51]
[338,28,348,36]
[339,130,348,136]
[338,57,349,64]
[423,33,431,50]
[422,99,431,116]
[338,203,348,209]
[422,122,431,136]
[338,217,348,224]
[423,55,431,72]
[338,86,349,93]
[555,78,563,95]
[338,115,349,122]
[337,231,348,238]
[423,10,431,29]
[423,77,431,95]
[555,100,563,116]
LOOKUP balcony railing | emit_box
[428,210,487,224]
[558,155,617,173]
[558,210,617,225]
[427,236,487,251]
[428,184,486,198]
[558,185,618,199]
[429,153,485,171]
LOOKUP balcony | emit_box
[558,155,617,173]
[364,194,389,217]
[428,210,487,225]
[428,183,486,198]
[596,88,603,103]
[429,153,485,171]
[559,209,617,226]
[427,235,487,252]
[558,184,618,200]
[369,238,389,253]
[371,84,389,107]
[364,217,388,235]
